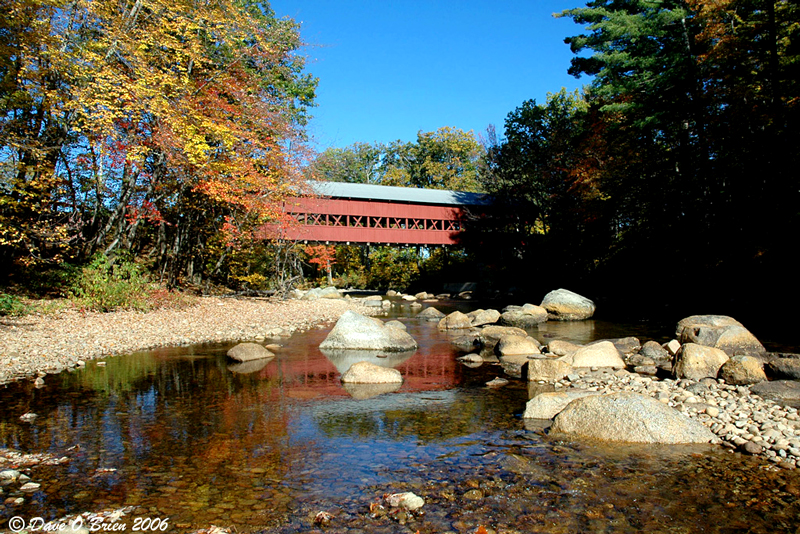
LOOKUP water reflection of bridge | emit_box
[239,328,464,399]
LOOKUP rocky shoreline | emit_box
[0,296,371,386]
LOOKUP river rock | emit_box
[598,337,641,355]
[496,334,542,356]
[527,358,573,383]
[341,361,403,384]
[523,390,599,419]
[417,307,445,320]
[751,380,800,405]
[479,325,528,348]
[676,315,766,357]
[499,354,530,378]
[320,311,418,351]
[450,334,481,352]
[226,343,275,362]
[567,341,625,369]
[540,289,596,321]
[546,339,583,356]
[673,343,729,380]
[641,340,670,361]
[301,286,343,300]
[0,470,21,486]
[718,355,767,385]
[500,305,548,328]
[384,320,407,331]
[550,392,719,444]
[767,356,800,380]
[438,311,473,330]
[471,309,501,327]
[386,492,424,511]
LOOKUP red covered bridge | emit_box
[266,181,492,245]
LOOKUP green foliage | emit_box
[69,254,188,312]
[0,293,28,316]
[367,247,420,291]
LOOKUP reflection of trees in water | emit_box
[0,353,307,523]
[313,389,517,444]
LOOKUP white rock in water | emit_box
[386,492,424,510]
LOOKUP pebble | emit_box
[555,370,800,467]
[0,298,375,385]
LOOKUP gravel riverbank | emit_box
[0,297,370,385]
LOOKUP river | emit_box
[1,302,799,533]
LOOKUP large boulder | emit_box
[320,311,418,352]
[527,358,572,383]
[438,311,473,330]
[540,289,595,321]
[640,340,670,361]
[673,343,729,380]
[523,390,599,419]
[550,392,719,444]
[341,361,403,384]
[719,355,767,385]
[227,343,275,362]
[676,315,766,358]
[566,341,625,369]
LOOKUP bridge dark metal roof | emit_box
[308,180,492,206]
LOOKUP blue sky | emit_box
[270,1,590,151]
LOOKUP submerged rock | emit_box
[550,392,719,444]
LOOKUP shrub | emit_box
[0,293,29,316]
[70,254,152,312]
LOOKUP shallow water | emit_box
[1,308,800,533]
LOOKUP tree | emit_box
[305,143,383,184]
[0,0,317,288]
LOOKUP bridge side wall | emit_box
[264,198,466,245]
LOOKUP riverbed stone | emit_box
[751,380,800,406]
[496,334,542,356]
[676,315,766,357]
[673,343,729,381]
[767,357,800,380]
[528,358,572,383]
[500,305,548,328]
[598,337,641,355]
[450,334,481,353]
[417,307,445,320]
[568,341,625,369]
[523,390,599,419]
[479,325,527,348]
[499,354,531,378]
[471,309,501,327]
[550,392,719,444]
[540,289,596,321]
[341,361,402,384]
[438,311,473,330]
[226,343,275,362]
[320,311,418,351]
[547,339,583,356]
[719,355,767,385]
[641,340,670,361]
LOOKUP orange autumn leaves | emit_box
[1,0,315,269]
